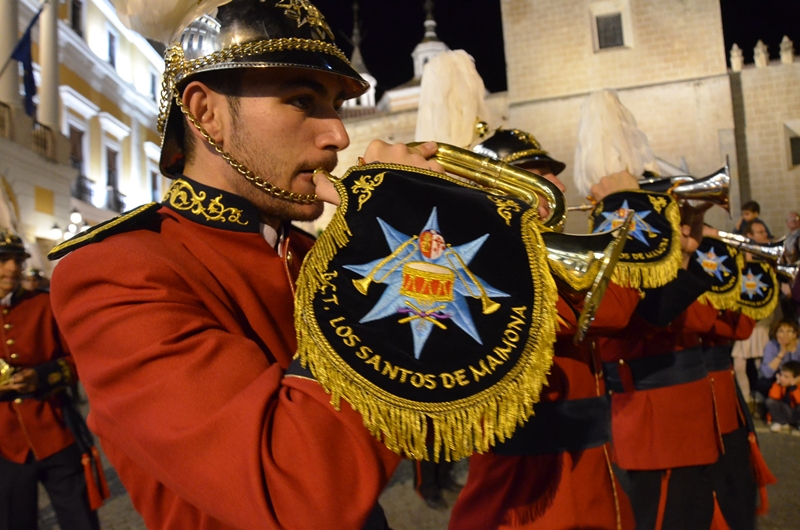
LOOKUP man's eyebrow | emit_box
[280,78,347,100]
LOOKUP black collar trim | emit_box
[162,176,261,233]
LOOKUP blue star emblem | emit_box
[695,249,731,281]
[344,208,509,359]
[741,270,768,299]
[593,200,660,246]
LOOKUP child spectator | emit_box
[766,360,800,433]
[734,201,772,238]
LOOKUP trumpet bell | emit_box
[543,212,634,344]
[639,158,731,213]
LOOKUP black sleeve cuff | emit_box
[285,358,317,381]
[636,269,712,327]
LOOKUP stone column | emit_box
[730,44,744,72]
[0,0,20,106]
[37,0,60,129]
[781,36,795,65]
[754,40,769,68]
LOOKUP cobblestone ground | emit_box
[36,425,799,530]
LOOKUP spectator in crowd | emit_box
[741,219,771,246]
[785,211,800,263]
[755,319,800,399]
[766,360,800,433]
[734,201,772,238]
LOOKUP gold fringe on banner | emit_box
[608,199,682,290]
[700,250,744,311]
[294,165,558,462]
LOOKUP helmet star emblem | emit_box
[275,0,335,40]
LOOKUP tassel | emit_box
[748,432,777,515]
[710,492,731,530]
[92,446,112,501]
[82,453,103,511]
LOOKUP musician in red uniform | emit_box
[599,204,730,529]
[448,130,650,530]
[47,2,447,529]
[0,231,99,530]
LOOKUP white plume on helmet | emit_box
[415,50,492,147]
[573,89,659,198]
[111,0,231,43]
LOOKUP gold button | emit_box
[13,398,21,404]
[10,353,18,359]
[286,251,294,266]
[619,359,625,365]
[2,309,7,315]
[6,339,14,346]
[3,323,10,330]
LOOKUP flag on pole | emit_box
[10,7,45,117]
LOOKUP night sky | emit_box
[311,0,800,101]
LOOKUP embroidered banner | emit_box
[689,236,743,310]
[294,164,557,462]
[588,190,681,289]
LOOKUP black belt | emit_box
[604,346,707,393]
[703,345,733,372]
[493,396,611,455]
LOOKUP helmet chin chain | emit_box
[173,89,318,205]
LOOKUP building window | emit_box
[596,13,624,49]
[791,137,800,166]
[590,1,633,52]
[150,71,158,101]
[70,0,83,36]
[69,126,84,173]
[108,29,117,68]
[106,146,119,189]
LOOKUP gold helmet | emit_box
[143,0,368,198]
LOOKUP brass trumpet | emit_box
[716,231,787,262]
[568,158,731,213]
[408,142,567,231]
[777,263,799,285]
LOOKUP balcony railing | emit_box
[106,186,126,213]
[71,174,93,203]
[32,122,55,160]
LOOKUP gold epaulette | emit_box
[47,203,161,261]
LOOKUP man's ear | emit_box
[182,81,226,146]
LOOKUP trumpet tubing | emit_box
[408,142,567,231]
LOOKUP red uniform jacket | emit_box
[50,181,400,530]
[448,283,640,530]
[0,289,76,463]
[702,311,755,435]
[600,300,721,470]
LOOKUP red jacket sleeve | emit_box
[768,383,783,401]
[50,241,400,530]
[554,283,640,338]
[710,311,756,341]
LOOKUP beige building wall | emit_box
[502,0,728,104]
[510,76,737,232]
[734,61,800,235]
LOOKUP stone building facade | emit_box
[336,0,798,236]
